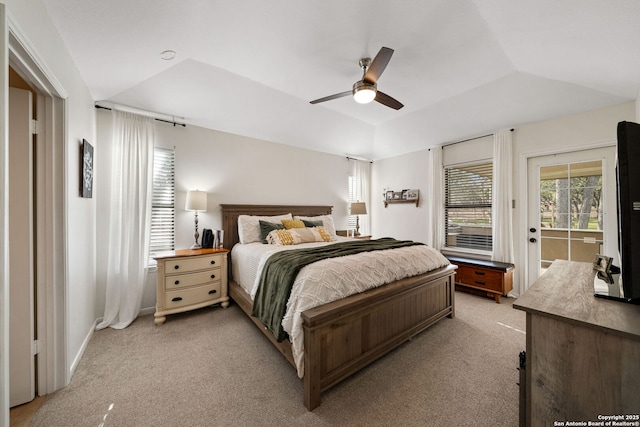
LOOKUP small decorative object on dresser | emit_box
[153,248,229,325]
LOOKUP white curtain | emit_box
[427,147,445,249]
[491,130,514,263]
[96,110,155,330]
[350,159,371,235]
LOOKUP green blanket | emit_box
[251,237,424,341]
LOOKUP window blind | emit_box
[444,162,493,251]
[347,175,357,230]
[150,147,175,256]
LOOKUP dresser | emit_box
[153,248,229,325]
[446,256,514,303]
[514,260,640,426]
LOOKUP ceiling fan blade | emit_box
[375,91,404,110]
[310,90,352,105]
[363,47,394,84]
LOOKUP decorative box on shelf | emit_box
[384,189,419,207]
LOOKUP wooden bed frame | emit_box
[220,204,457,410]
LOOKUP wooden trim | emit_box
[221,204,456,410]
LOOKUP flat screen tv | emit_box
[595,121,640,303]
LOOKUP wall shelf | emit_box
[383,199,419,208]
[383,189,420,207]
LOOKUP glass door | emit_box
[527,147,617,285]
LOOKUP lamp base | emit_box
[190,243,202,249]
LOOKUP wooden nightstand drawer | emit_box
[164,269,221,290]
[164,254,222,274]
[164,283,222,310]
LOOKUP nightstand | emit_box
[352,235,372,240]
[153,248,229,325]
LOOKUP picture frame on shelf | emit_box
[385,190,394,201]
[406,189,419,200]
[392,191,402,200]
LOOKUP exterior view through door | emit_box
[527,147,618,285]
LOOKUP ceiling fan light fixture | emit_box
[353,81,377,104]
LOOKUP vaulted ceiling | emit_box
[42,0,640,160]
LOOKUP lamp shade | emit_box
[350,202,367,215]
[185,190,207,212]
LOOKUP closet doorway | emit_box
[8,83,36,407]
[6,18,68,413]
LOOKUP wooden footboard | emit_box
[301,264,455,410]
[229,264,456,410]
[221,204,456,410]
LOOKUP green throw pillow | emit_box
[259,220,285,244]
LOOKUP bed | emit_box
[221,204,457,410]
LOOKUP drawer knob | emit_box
[174,280,180,285]
[210,260,216,265]
[475,281,486,286]
[171,297,183,302]
[210,274,216,279]
[208,290,217,295]
[174,265,180,270]
[474,271,485,276]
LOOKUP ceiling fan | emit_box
[310,47,404,110]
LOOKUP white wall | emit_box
[373,101,636,296]
[4,0,98,390]
[96,109,351,312]
[371,150,430,242]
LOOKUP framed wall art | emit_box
[81,139,94,198]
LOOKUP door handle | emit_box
[529,238,537,243]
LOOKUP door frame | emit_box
[517,140,616,296]
[1,9,68,420]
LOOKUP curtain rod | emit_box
[346,156,373,164]
[442,128,514,148]
[95,104,186,127]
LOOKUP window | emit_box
[347,174,357,230]
[444,162,493,252]
[150,147,175,257]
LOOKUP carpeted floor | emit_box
[30,291,526,427]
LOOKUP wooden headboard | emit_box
[220,204,334,250]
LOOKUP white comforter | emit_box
[231,239,450,378]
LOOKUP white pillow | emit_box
[294,215,337,238]
[237,213,293,244]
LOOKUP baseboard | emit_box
[69,318,98,381]
[71,307,155,379]
[139,306,155,316]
